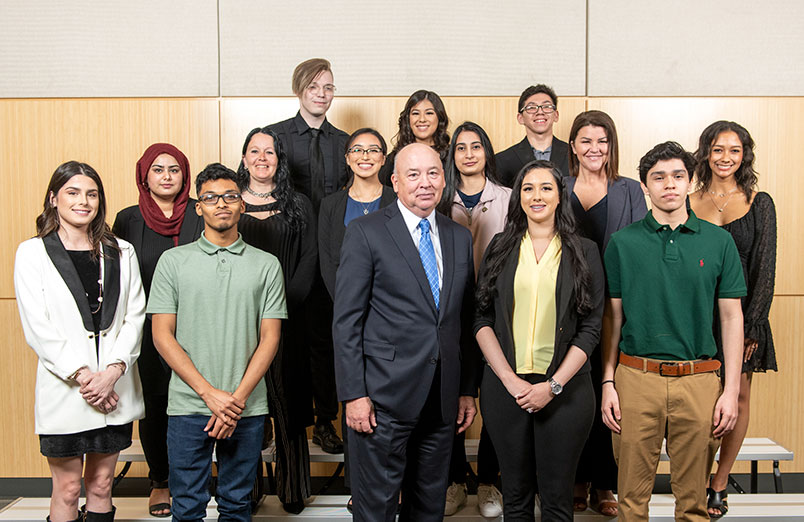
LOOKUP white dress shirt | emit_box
[397,199,443,288]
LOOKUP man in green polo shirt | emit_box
[148,163,286,521]
[601,142,746,521]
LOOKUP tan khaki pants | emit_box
[613,364,721,521]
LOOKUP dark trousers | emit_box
[481,367,594,522]
[167,415,264,522]
[448,424,500,485]
[575,344,618,490]
[137,321,171,483]
[348,370,453,522]
[305,276,339,422]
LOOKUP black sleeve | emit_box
[317,197,337,300]
[459,232,480,396]
[287,196,318,310]
[569,240,605,356]
[744,193,777,341]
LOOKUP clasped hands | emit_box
[75,365,124,414]
[346,395,477,434]
[505,375,553,414]
[201,387,245,440]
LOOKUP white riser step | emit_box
[3,494,804,521]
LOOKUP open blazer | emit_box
[474,235,605,377]
[14,234,146,434]
[317,186,397,299]
[563,176,648,252]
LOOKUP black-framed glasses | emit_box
[520,103,557,115]
[347,146,384,157]
[198,193,242,206]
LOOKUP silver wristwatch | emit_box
[548,377,563,396]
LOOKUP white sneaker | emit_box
[477,484,503,518]
[444,482,467,515]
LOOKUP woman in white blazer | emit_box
[14,161,145,522]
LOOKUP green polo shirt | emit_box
[147,233,287,416]
[604,210,746,361]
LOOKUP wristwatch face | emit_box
[549,378,563,395]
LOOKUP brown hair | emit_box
[568,110,620,181]
[291,58,332,97]
[36,161,119,258]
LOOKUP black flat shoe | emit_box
[312,421,344,454]
[707,487,728,519]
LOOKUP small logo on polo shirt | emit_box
[700,259,704,267]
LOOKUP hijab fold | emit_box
[136,143,192,245]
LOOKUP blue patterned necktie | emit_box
[418,218,440,310]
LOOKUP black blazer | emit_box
[495,136,570,188]
[112,201,204,286]
[474,235,605,378]
[333,203,479,424]
[563,176,648,252]
[317,186,397,300]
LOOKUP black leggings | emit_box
[481,367,594,522]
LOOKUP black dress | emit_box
[718,192,777,372]
[39,251,133,458]
[239,196,317,504]
[569,193,618,492]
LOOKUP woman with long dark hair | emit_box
[689,121,776,518]
[15,161,145,522]
[437,121,509,517]
[566,110,646,517]
[474,160,604,521]
[113,143,202,517]
[380,89,450,186]
[236,126,317,514]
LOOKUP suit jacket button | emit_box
[429,357,437,364]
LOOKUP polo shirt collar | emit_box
[293,111,332,136]
[643,209,701,233]
[197,232,247,255]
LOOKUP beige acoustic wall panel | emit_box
[587,1,804,96]
[219,0,587,96]
[0,1,219,97]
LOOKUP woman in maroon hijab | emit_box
[113,143,203,517]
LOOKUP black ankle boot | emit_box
[46,511,83,522]
[84,506,115,521]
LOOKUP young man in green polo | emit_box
[149,163,286,521]
[601,141,746,521]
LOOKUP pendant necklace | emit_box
[707,187,738,213]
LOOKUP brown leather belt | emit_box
[619,352,720,376]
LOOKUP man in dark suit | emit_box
[495,84,570,186]
[269,58,349,453]
[333,143,479,521]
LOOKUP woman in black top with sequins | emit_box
[237,126,317,514]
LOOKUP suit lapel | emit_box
[333,191,349,251]
[98,242,120,331]
[605,179,626,243]
[514,137,533,166]
[178,200,202,245]
[43,232,96,332]
[384,205,438,316]
[554,247,573,329]
[436,214,454,321]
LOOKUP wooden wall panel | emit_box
[0,98,221,298]
[587,97,804,294]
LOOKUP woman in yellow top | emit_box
[474,160,605,521]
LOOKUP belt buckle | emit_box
[658,362,678,376]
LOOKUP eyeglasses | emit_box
[519,103,557,115]
[347,146,384,157]
[198,193,242,206]
[307,83,336,95]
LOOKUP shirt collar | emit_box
[643,209,701,233]
[293,111,332,135]
[397,199,437,235]
[197,232,247,255]
[452,179,504,206]
[531,144,553,154]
